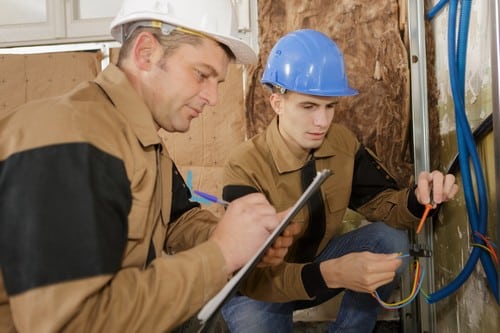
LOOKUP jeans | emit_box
[221,222,410,333]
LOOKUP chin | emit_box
[175,126,190,133]
[170,120,192,133]
[306,141,323,150]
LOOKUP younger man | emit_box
[221,29,458,332]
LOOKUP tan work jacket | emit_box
[0,64,226,332]
[224,117,420,302]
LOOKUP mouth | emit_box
[187,106,202,118]
[307,132,325,140]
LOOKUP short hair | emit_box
[116,27,235,67]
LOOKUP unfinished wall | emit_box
[430,0,500,331]
[245,0,441,187]
[0,52,101,118]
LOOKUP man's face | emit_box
[271,91,339,154]
[144,37,230,133]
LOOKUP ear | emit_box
[131,32,160,71]
[269,93,284,115]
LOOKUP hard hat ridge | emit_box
[261,29,358,96]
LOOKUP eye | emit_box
[195,68,210,81]
[302,103,316,110]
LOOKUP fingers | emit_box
[258,220,301,267]
[320,252,403,293]
[416,171,459,205]
[258,247,289,267]
[353,269,397,293]
[443,174,459,202]
[276,208,292,221]
[211,193,280,274]
[358,254,402,293]
[416,172,432,205]
[281,221,302,237]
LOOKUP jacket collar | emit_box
[266,116,336,174]
[94,64,161,148]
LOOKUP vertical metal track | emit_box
[406,1,436,332]
[491,0,500,300]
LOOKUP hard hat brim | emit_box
[207,33,257,65]
[110,13,257,65]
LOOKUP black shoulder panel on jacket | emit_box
[222,185,259,202]
[349,145,400,210]
[0,143,130,295]
[169,162,200,222]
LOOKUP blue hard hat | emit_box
[261,29,358,96]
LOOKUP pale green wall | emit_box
[430,1,499,331]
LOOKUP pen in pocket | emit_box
[193,190,230,207]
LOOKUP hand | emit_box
[320,252,402,293]
[210,193,280,274]
[415,171,459,207]
[258,209,301,267]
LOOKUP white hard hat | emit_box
[110,0,257,64]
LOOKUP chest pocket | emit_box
[127,200,149,240]
[323,184,350,239]
[290,208,308,236]
[325,189,350,214]
[127,163,156,241]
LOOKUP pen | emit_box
[193,190,230,207]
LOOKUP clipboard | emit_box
[196,169,332,332]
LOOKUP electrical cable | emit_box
[427,0,449,20]
[424,0,499,304]
[447,114,492,175]
[372,260,425,310]
[473,231,499,265]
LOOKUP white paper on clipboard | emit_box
[196,169,332,331]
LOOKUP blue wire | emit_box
[427,0,449,20]
[374,263,425,309]
[454,0,498,302]
[425,0,499,303]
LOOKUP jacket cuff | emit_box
[301,262,328,297]
[407,184,438,218]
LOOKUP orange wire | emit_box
[474,231,499,265]
[416,203,433,234]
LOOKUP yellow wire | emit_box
[373,260,422,307]
[471,243,492,253]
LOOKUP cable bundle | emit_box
[426,0,499,304]
[372,260,425,310]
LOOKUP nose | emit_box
[313,108,329,127]
[200,81,218,106]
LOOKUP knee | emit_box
[369,222,409,254]
[371,223,411,275]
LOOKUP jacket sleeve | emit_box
[166,207,218,253]
[239,262,313,302]
[0,143,227,333]
[222,155,312,302]
[7,242,227,333]
[164,161,218,253]
[349,145,421,228]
